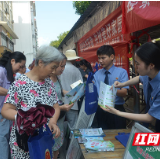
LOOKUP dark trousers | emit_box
[92,105,126,129]
[155,119,160,132]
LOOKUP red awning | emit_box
[77,6,130,73]
[122,1,160,34]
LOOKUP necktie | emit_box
[104,71,109,85]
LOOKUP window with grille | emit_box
[9,40,13,51]
[1,33,7,47]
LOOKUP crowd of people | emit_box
[0,42,160,158]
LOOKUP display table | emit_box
[79,128,131,159]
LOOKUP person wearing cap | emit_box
[59,50,83,130]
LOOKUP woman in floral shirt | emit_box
[1,46,64,159]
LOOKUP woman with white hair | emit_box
[1,45,64,159]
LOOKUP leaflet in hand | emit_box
[73,128,105,138]
[70,80,83,89]
[98,81,117,108]
[65,83,86,104]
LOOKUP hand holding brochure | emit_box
[65,83,86,104]
[98,81,117,108]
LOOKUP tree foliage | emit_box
[50,31,69,48]
[73,1,91,15]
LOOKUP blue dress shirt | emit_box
[139,71,160,121]
[93,65,129,105]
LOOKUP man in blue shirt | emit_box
[93,45,129,129]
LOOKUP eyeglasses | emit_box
[20,65,26,69]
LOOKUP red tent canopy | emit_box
[122,1,160,34]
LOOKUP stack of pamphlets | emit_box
[73,128,106,138]
[84,140,114,152]
[77,136,104,144]
[72,128,114,152]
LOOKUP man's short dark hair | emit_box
[97,45,115,56]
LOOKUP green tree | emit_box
[50,31,69,48]
[73,1,91,15]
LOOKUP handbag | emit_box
[85,72,98,115]
[28,124,55,159]
[16,129,30,152]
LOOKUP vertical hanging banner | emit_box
[122,1,160,34]
[77,6,130,73]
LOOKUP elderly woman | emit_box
[1,46,64,159]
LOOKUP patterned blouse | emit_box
[4,74,58,159]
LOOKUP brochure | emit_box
[77,137,104,144]
[65,83,86,105]
[70,80,83,89]
[73,128,106,138]
[98,81,117,108]
[84,140,114,152]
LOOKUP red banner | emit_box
[77,6,130,73]
[122,1,160,34]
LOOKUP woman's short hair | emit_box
[35,45,64,66]
[136,42,160,70]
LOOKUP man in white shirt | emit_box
[60,50,83,129]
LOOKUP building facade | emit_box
[12,1,38,67]
[0,1,18,55]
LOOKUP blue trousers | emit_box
[0,113,12,159]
